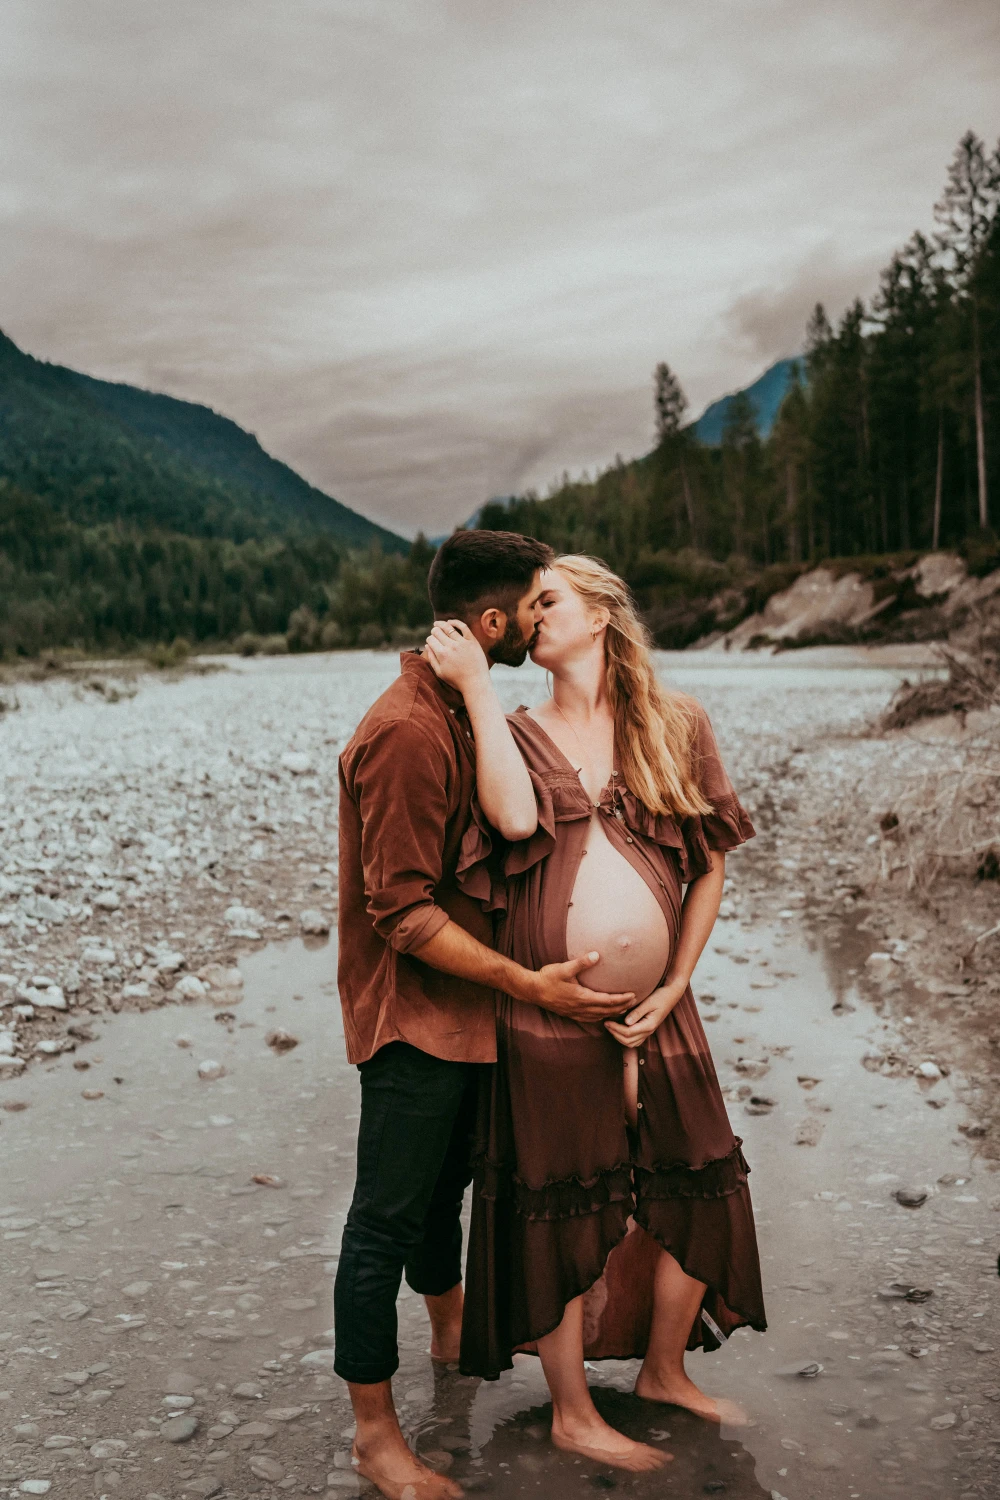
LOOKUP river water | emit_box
[1,654,996,1500]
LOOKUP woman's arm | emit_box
[423,620,539,841]
[605,850,725,1048]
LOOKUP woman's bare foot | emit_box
[551,1411,671,1472]
[352,1435,465,1500]
[634,1367,747,1425]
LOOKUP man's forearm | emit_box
[411,918,537,1003]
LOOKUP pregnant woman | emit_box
[424,553,766,1473]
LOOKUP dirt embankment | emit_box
[689,549,1000,654]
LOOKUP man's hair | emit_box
[427,529,554,619]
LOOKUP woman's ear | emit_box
[591,606,611,639]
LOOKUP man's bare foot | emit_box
[634,1367,747,1425]
[425,1284,463,1364]
[551,1412,671,1472]
[352,1434,464,1500]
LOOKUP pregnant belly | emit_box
[565,813,671,1002]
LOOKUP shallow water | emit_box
[2,910,996,1498]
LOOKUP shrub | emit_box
[358,623,385,648]
[235,632,262,656]
[145,637,192,670]
[319,619,345,650]
[261,634,289,655]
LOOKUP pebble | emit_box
[175,975,207,999]
[161,1414,199,1443]
[248,1455,285,1481]
[917,1061,942,1080]
[232,1381,265,1399]
[19,1483,51,1496]
[197,1059,226,1081]
[238,1421,277,1438]
[776,1360,823,1378]
[163,1394,195,1408]
[264,1406,305,1421]
[265,1028,299,1053]
[281,751,312,774]
[94,891,121,911]
[300,1348,336,1369]
[90,1440,128,1458]
[122,1280,152,1297]
[183,1480,221,1498]
[299,908,330,935]
[893,1187,929,1209]
[929,1412,958,1430]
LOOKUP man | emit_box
[335,529,627,1500]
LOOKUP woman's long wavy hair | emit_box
[552,554,712,819]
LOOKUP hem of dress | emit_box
[633,1205,769,1346]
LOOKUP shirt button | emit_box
[626,836,633,844]
[636,1102,643,1109]
[638,1057,645,1065]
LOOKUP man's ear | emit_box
[476,606,506,644]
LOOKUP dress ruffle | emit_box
[608,785,756,883]
[456,771,755,909]
[477,1156,635,1221]
[636,1138,751,1201]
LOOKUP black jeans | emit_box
[333,1040,483,1385]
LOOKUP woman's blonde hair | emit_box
[551,554,712,818]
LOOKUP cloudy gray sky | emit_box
[3,0,999,537]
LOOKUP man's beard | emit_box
[488,616,537,667]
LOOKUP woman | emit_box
[424,554,766,1474]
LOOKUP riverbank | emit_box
[1,648,995,1112]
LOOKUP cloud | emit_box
[2,0,999,534]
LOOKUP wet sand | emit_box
[2,917,997,1498]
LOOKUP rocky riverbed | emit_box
[1,647,998,1499]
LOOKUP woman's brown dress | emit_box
[456,703,767,1381]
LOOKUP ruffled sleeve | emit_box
[455,766,591,907]
[610,705,755,882]
[683,704,755,871]
[455,790,508,913]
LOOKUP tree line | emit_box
[0,484,434,658]
[479,130,1000,599]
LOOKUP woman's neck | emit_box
[549,650,609,722]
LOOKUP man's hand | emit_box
[524,951,635,1023]
[424,620,491,697]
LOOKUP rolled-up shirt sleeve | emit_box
[351,717,453,955]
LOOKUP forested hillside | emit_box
[0,331,403,547]
[0,333,427,656]
[478,131,1000,641]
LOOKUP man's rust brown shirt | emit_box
[337,652,497,1066]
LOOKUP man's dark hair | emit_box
[427,529,554,619]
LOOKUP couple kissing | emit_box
[334,529,766,1499]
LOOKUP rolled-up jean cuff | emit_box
[333,1353,399,1385]
[404,1269,462,1298]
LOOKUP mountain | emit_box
[0,330,405,550]
[693,357,804,446]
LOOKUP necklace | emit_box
[549,696,618,804]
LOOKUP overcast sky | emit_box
[3,1,999,537]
